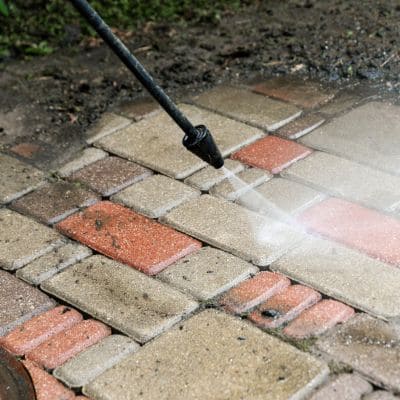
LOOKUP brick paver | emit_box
[283,299,354,339]
[249,284,321,329]
[56,201,201,275]
[86,112,131,144]
[232,135,312,174]
[298,197,400,267]
[318,91,361,116]
[0,270,55,336]
[10,142,42,159]
[162,195,304,266]
[219,271,290,313]
[42,255,198,343]
[26,319,111,370]
[112,174,200,218]
[158,247,258,301]
[96,104,263,179]
[275,113,325,139]
[194,85,302,131]
[84,310,328,400]
[0,306,82,355]
[113,97,159,120]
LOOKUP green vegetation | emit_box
[0,0,241,58]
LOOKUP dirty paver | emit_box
[275,113,325,140]
[86,112,131,144]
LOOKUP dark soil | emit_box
[1,0,400,169]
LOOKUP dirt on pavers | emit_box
[1,0,400,169]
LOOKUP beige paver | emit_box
[95,104,263,179]
[158,247,258,300]
[86,112,131,144]
[364,391,400,400]
[41,255,198,343]
[194,86,302,131]
[84,310,328,400]
[112,174,200,218]
[162,195,304,266]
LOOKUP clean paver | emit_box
[42,255,198,343]
[56,201,201,275]
[275,113,325,140]
[0,153,44,204]
[0,306,82,355]
[184,159,244,191]
[283,299,354,339]
[158,247,258,301]
[194,85,302,131]
[232,135,312,174]
[271,236,400,320]
[0,208,64,270]
[300,102,400,175]
[219,271,290,313]
[70,156,152,197]
[309,374,372,400]
[283,151,400,211]
[84,310,329,400]
[162,195,304,266]
[298,197,400,267]
[210,167,270,201]
[54,334,139,388]
[86,112,131,144]
[249,285,321,329]
[96,103,263,179]
[16,242,92,285]
[0,270,55,336]
[26,319,111,370]
[112,174,200,218]
[316,314,400,392]
[11,181,100,225]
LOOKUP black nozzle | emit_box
[183,125,224,169]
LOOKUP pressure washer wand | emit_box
[69,0,224,169]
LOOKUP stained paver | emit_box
[283,151,400,211]
[0,306,82,355]
[210,167,270,201]
[283,299,354,339]
[194,85,301,131]
[249,285,321,329]
[58,148,108,178]
[0,270,55,336]
[300,101,400,175]
[84,310,328,400]
[271,236,400,320]
[86,112,131,144]
[275,113,325,140]
[0,208,64,270]
[11,181,100,225]
[364,391,400,400]
[26,319,111,370]
[0,153,44,204]
[162,195,304,266]
[10,142,42,159]
[237,177,325,219]
[56,201,201,275]
[232,135,312,174]
[22,360,75,400]
[184,159,244,191]
[41,255,198,343]
[70,156,152,197]
[318,91,362,116]
[112,174,200,218]
[219,271,290,313]
[158,247,258,301]
[54,334,139,388]
[316,314,400,392]
[96,103,263,179]
[309,373,372,400]
[113,97,159,120]
[252,77,335,109]
[298,197,400,267]
[16,242,92,285]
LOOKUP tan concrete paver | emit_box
[86,112,131,144]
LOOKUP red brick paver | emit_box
[22,360,75,400]
[249,284,321,329]
[298,197,400,267]
[10,143,42,159]
[56,201,202,275]
[219,271,290,314]
[232,136,312,174]
[0,306,82,355]
[26,319,111,369]
[283,299,355,339]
